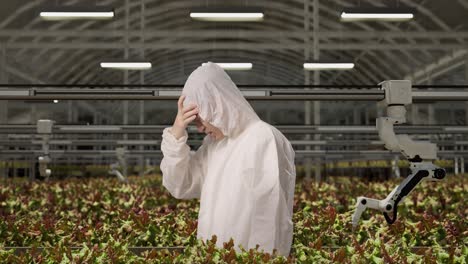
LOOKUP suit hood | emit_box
[182,62,260,137]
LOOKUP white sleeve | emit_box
[160,127,207,199]
[245,135,295,256]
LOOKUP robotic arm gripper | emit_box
[351,81,446,228]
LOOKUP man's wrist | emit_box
[170,124,185,140]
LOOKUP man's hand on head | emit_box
[171,95,199,140]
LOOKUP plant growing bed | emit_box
[0,174,466,263]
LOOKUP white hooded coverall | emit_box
[160,62,296,256]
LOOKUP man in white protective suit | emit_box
[160,62,296,256]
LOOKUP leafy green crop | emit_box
[0,174,466,263]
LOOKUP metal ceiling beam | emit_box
[6,1,458,85]
[405,50,468,83]
[458,0,468,10]
[401,0,451,32]
[3,42,466,51]
[0,53,115,123]
[3,64,39,83]
[2,0,319,70]
[329,0,432,84]
[1,29,468,39]
[3,0,464,41]
[6,0,305,66]
[2,0,464,83]
[29,2,436,84]
[0,1,460,42]
[19,1,432,85]
[0,1,465,87]
[61,50,305,85]
[0,0,40,28]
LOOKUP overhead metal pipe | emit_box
[1,150,467,158]
[0,125,467,134]
[1,139,467,147]
[1,88,467,101]
[1,84,467,88]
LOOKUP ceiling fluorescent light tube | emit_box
[190,7,263,21]
[100,62,152,70]
[40,6,114,20]
[340,8,414,21]
[304,62,355,70]
[203,62,253,70]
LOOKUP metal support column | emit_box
[377,104,384,118]
[30,156,35,181]
[450,108,456,124]
[93,111,100,167]
[122,0,130,176]
[304,0,312,180]
[353,108,361,124]
[67,100,74,167]
[27,47,38,175]
[138,0,146,177]
[465,57,468,175]
[123,0,130,133]
[411,104,418,125]
[313,0,321,181]
[13,160,17,177]
[0,44,7,179]
[364,110,370,125]
[428,104,435,125]
[427,77,436,125]
[465,55,468,127]
[0,44,7,123]
[461,157,465,174]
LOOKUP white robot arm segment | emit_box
[352,80,446,228]
[109,147,128,183]
[37,120,54,179]
[38,156,52,178]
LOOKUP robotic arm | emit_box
[352,81,446,228]
[109,147,128,183]
[143,158,155,175]
[37,120,53,180]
